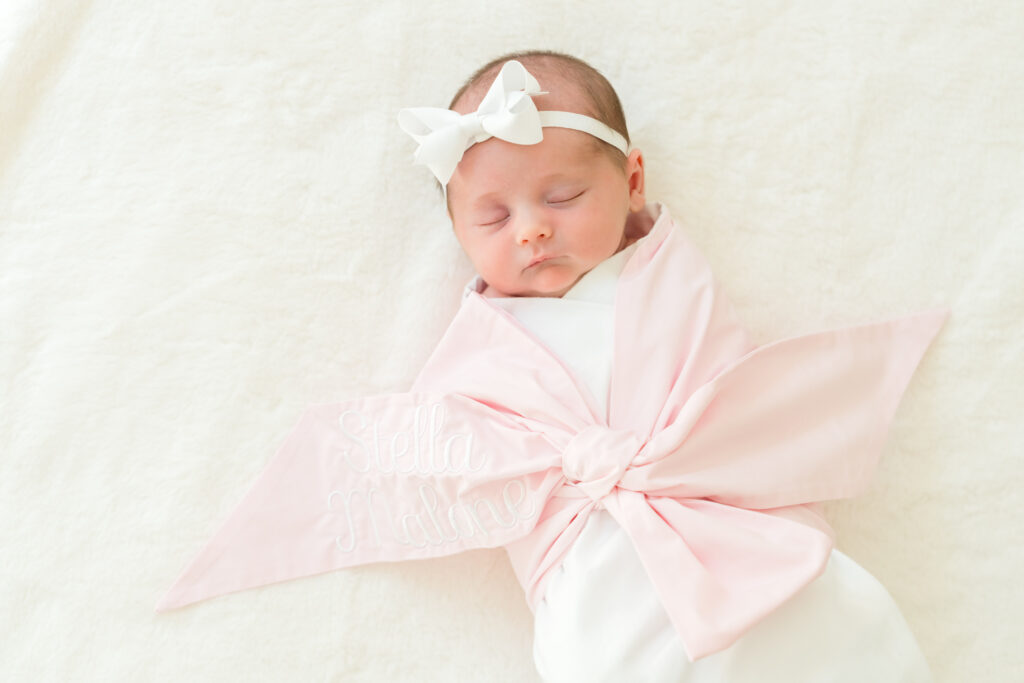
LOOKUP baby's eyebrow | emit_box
[470,191,504,209]
[538,170,586,184]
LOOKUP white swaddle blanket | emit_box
[480,242,934,682]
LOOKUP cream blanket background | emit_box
[1,1,1020,680]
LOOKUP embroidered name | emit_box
[325,399,539,553]
[327,479,537,552]
[336,402,485,475]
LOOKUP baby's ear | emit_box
[626,148,646,210]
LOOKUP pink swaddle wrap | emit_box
[157,203,947,662]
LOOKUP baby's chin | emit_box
[492,266,585,298]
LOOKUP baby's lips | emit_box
[528,254,558,267]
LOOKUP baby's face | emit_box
[447,128,644,298]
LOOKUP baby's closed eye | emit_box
[548,190,585,205]
[479,213,509,227]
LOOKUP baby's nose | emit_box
[515,217,552,245]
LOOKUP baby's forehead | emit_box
[464,126,601,170]
[448,129,605,211]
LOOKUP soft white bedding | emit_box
[1,1,1021,681]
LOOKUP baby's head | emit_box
[401,50,645,298]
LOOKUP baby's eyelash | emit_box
[476,191,584,226]
[480,215,508,227]
[551,191,585,204]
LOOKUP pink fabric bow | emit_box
[157,203,947,661]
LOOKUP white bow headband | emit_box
[398,60,629,187]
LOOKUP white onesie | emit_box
[474,243,934,682]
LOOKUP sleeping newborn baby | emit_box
[159,49,944,683]
[440,56,646,299]
[404,50,934,682]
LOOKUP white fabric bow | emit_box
[398,60,628,186]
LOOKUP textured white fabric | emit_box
[494,244,933,681]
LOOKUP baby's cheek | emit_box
[529,262,580,291]
[476,261,514,292]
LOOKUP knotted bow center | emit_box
[456,112,486,144]
[561,425,645,503]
